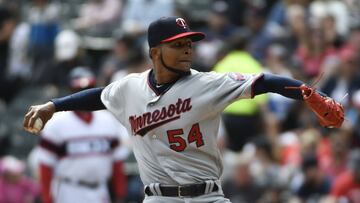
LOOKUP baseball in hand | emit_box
[29,118,43,134]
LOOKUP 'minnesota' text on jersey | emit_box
[101,69,261,186]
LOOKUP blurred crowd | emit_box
[1,0,360,203]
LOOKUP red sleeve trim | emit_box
[40,164,53,203]
[251,73,265,99]
[112,161,127,198]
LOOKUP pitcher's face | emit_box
[159,37,193,71]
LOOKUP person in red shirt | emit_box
[330,149,360,202]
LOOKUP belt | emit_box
[145,182,219,197]
[59,177,99,189]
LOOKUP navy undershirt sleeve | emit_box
[253,73,304,100]
[51,87,106,112]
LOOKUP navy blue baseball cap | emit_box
[148,16,205,48]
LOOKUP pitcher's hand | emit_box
[23,101,56,134]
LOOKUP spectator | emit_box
[224,0,277,27]
[321,45,360,108]
[41,29,89,88]
[98,32,143,86]
[309,0,350,37]
[299,128,321,156]
[291,153,331,202]
[294,25,338,79]
[0,156,40,203]
[330,149,360,203]
[121,0,175,33]
[71,0,122,37]
[318,128,351,180]
[213,31,268,152]
[0,6,23,104]
[250,137,287,188]
[24,0,61,83]
[321,14,346,49]
[281,4,308,70]
[195,0,237,71]
[350,89,360,147]
[264,43,295,123]
[222,154,264,203]
[111,47,151,83]
[7,22,31,81]
[244,7,273,62]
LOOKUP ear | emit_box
[150,47,160,59]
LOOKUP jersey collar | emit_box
[73,111,93,124]
[147,69,178,96]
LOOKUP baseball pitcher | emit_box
[24,17,344,203]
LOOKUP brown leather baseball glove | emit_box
[298,84,344,128]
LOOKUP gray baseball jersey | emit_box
[101,69,261,186]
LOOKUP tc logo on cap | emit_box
[176,18,187,29]
[147,16,205,48]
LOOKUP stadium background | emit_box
[0,0,360,202]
